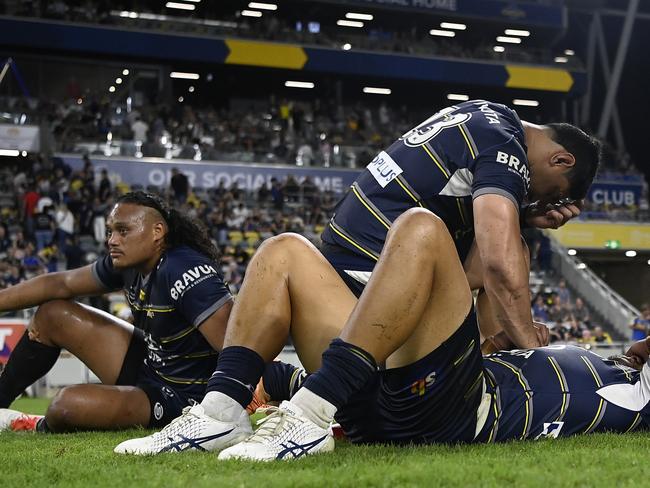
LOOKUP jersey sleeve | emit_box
[91,254,124,291]
[168,260,233,328]
[471,135,529,210]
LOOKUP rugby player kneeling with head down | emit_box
[0,192,235,435]
[116,208,650,459]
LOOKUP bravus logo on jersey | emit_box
[170,265,218,299]
[496,150,530,189]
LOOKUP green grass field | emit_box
[2,398,649,487]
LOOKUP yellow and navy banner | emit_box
[549,222,650,250]
[0,18,585,95]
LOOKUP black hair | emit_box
[116,191,221,262]
[546,123,602,200]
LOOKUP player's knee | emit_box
[390,208,447,248]
[45,386,81,432]
[31,300,74,340]
[256,232,310,261]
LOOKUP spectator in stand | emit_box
[55,202,75,250]
[98,169,112,203]
[556,278,572,305]
[531,293,549,322]
[579,329,595,344]
[0,225,10,254]
[571,297,591,328]
[63,235,85,270]
[131,117,149,143]
[630,303,650,340]
[22,183,40,237]
[33,205,55,251]
[170,168,190,204]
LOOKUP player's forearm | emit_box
[0,273,75,312]
[482,262,540,348]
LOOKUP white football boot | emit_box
[0,408,43,431]
[218,401,334,461]
[114,403,252,455]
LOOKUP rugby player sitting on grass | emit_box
[0,191,233,433]
[116,209,650,458]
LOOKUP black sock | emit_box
[301,338,377,410]
[36,417,51,433]
[262,361,308,402]
[0,332,61,408]
[206,346,266,408]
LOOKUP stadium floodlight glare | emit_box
[115,77,122,84]
[577,263,587,270]
[108,86,116,93]
[342,43,352,50]
[429,29,455,37]
[285,81,315,89]
[178,96,184,102]
[440,22,466,30]
[249,2,277,10]
[346,12,373,21]
[188,86,195,92]
[363,87,391,95]
[447,93,469,101]
[183,0,201,2]
[513,99,539,107]
[496,36,521,44]
[0,149,19,156]
[567,249,577,256]
[647,259,650,265]
[565,49,575,56]
[170,71,200,80]
[337,19,364,28]
[554,56,568,63]
[123,69,130,75]
[504,29,530,37]
[241,9,263,17]
[165,2,195,11]
[626,250,637,257]
[493,45,505,52]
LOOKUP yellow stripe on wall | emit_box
[225,39,307,69]
[505,66,574,92]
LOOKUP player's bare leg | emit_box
[218,208,475,460]
[0,301,151,432]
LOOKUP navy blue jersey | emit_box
[321,100,529,263]
[478,345,650,442]
[92,245,232,396]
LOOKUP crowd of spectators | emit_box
[1,0,580,69]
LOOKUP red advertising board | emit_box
[0,318,28,363]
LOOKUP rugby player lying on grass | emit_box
[116,208,650,458]
[0,192,233,433]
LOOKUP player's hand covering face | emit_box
[524,199,582,230]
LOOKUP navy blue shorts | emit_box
[335,309,484,445]
[116,328,199,428]
[319,243,376,297]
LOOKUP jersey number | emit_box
[400,107,472,147]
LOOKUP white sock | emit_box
[290,387,337,429]
[201,391,245,423]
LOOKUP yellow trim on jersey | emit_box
[126,296,175,314]
[160,326,195,344]
[422,145,450,179]
[395,177,423,207]
[351,184,391,230]
[458,124,477,159]
[580,356,603,387]
[328,222,379,261]
[453,339,476,367]
[455,199,467,226]
[155,371,209,385]
[624,413,641,433]
[584,398,604,434]
[547,357,568,420]
[485,370,500,443]
[180,351,219,360]
[488,357,531,440]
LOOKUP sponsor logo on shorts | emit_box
[367,151,403,188]
[535,421,564,439]
[154,402,164,421]
[410,371,437,397]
